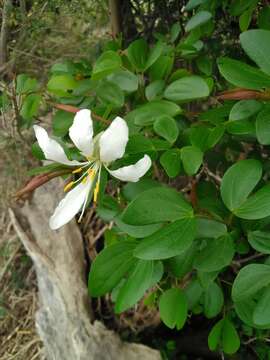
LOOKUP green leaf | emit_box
[88,241,137,296]
[16,74,38,94]
[20,94,42,124]
[222,318,240,355]
[234,299,257,328]
[229,100,262,121]
[220,159,262,211]
[127,100,181,126]
[154,115,179,143]
[185,11,212,32]
[234,184,270,219]
[92,51,122,80]
[248,230,270,254]
[256,108,270,145]
[159,288,188,329]
[108,70,138,92]
[114,217,162,238]
[198,271,219,289]
[185,0,207,11]
[258,6,270,30]
[226,118,255,135]
[181,146,203,175]
[230,0,258,16]
[217,57,270,90]
[145,80,165,101]
[96,195,120,222]
[121,187,193,225]
[134,217,196,260]
[184,278,203,309]
[47,74,78,96]
[170,22,181,42]
[232,264,270,302]
[199,103,232,123]
[145,42,164,70]
[208,319,224,351]
[240,30,270,76]
[239,8,253,32]
[196,56,213,76]
[115,260,156,313]
[149,55,174,80]
[160,149,182,178]
[164,76,210,102]
[31,142,45,161]
[166,244,196,279]
[194,234,234,272]
[125,134,153,154]
[253,287,270,326]
[52,110,74,137]
[208,317,240,354]
[190,125,224,151]
[122,178,161,201]
[196,218,227,239]
[96,80,124,108]
[127,39,148,71]
[204,282,224,318]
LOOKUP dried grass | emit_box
[0,211,43,360]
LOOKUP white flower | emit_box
[33,109,152,230]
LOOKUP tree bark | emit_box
[0,0,12,68]
[9,179,161,360]
[109,0,122,37]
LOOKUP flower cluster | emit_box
[34,109,151,229]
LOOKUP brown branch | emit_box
[216,88,270,101]
[14,169,71,199]
[52,103,110,124]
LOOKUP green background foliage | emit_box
[4,0,270,358]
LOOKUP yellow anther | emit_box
[88,168,96,179]
[64,181,74,192]
[82,177,88,184]
[93,183,100,203]
[72,167,83,174]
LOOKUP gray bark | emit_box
[10,179,161,360]
[0,0,12,67]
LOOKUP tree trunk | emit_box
[10,179,161,360]
[0,0,12,67]
[108,0,122,37]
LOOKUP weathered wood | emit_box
[10,179,161,360]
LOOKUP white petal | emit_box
[99,117,129,163]
[109,155,151,182]
[49,178,93,230]
[69,109,93,157]
[33,125,81,166]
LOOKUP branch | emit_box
[216,88,270,101]
[52,103,110,124]
[14,169,71,199]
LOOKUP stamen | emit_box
[72,167,83,174]
[82,177,88,184]
[93,182,100,203]
[64,181,74,192]
[88,168,96,178]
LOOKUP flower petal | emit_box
[49,178,93,230]
[99,116,129,163]
[33,125,81,166]
[109,155,151,182]
[69,109,93,157]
